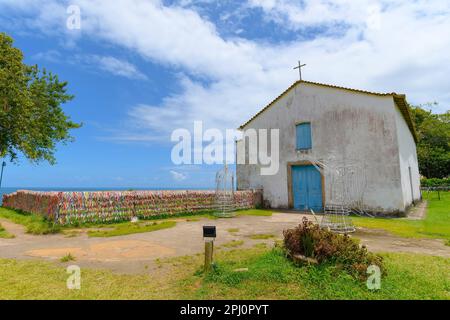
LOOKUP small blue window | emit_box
[296,122,312,150]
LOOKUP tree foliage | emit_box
[0,32,80,164]
[409,103,450,178]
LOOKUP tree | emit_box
[409,103,450,178]
[0,32,80,164]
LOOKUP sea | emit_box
[0,187,211,205]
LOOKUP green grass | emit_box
[0,246,448,299]
[62,230,80,238]
[253,243,268,249]
[185,217,201,222]
[221,240,244,248]
[87,221,177,237]
[0,259,172,299]
[249,233,275,240]
[0,207,272,237]
[0,223,14,239]
[237,209,272,217]
[227,228,239,233]
[0,207,200,237]
[60,253,76,263]
[0,207,61,235]
[352,192,450,244]
[198,248,450,300]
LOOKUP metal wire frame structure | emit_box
[214,164,236,218]
[319,205,356,233]
[304,154,361,233]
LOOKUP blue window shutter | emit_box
[296,123,312,149]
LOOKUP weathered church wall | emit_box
[237,82,409,214]
[393,105,421,208]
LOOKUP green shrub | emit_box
[283,218,384,280]
[421,177,449,187]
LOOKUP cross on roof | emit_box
[293,61,306,80]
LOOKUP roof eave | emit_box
[392,94,418,144]
[238,81,418,144]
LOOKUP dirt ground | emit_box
[0,212,449,274]
[406,200,428,220]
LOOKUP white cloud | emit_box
[112,0,450,141]
[79,55,148,80]
[170,170,187,181]
[248,0,372,29]
[248,0,450,31]
[2,0,450,144]
[32,50,62,63]
[31,51,148,80]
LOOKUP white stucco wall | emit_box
[237,82,413,214]
[393,105,421,208]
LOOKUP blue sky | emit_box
[0,0,449,188]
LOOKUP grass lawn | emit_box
[237,209,272,217]
[0,207,61,235]
[87,221,177,237]
[0,207,272,237]
[0,246,448,299]
[352,192,450,245]
[197,248,450,300]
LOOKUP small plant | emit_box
[283,217,384,280]
[60,253,76,262]
[301,233,314,257]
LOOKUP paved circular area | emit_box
[26,240,176,261]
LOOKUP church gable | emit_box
[239,80,417,143]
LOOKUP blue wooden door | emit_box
[292,165,323,212]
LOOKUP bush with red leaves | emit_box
[283,217,384,280]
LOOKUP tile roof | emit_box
[239,80,417,143]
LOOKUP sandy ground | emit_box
[406,200,428,220]
[0,212,448,274]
